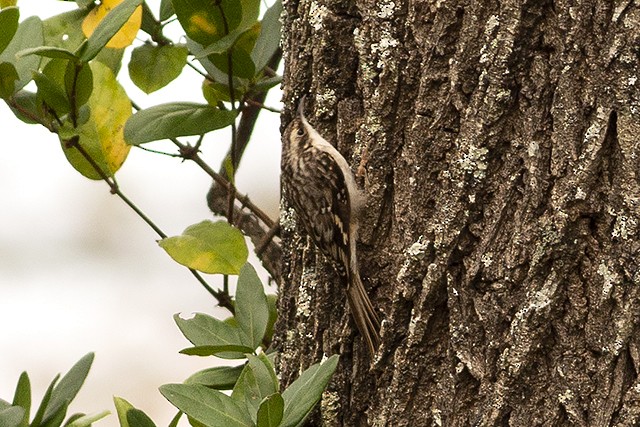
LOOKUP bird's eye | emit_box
[296,126,305,136]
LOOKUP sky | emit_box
[0,1,282,425]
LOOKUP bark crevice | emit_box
[276,0,640,425]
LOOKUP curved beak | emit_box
[297,95,307,119]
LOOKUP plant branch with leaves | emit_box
[1,0,337,426]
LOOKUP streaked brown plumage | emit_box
[282,97,381,355]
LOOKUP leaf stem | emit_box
[136,144,184,157]
[215,1,238,224]
[7,96,54,132]
[244,98,282,113]
[186,60,208,78]
[68,63,82,128]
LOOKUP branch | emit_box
[207,48,284,281]
[216,48,283,179]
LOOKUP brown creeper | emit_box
[282,96,381,355]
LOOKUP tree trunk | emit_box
[274,0,640,425]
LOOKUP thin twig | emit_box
[129,102,274,231]
[256,223,280,256]
[63,136,233,312]
[181,145,275,229]
[216,2,238,225]
[136,144,183,157]
[244,98,282,113]
[7,97,54,132]
[186,61,208,79]
[206,48,284,277]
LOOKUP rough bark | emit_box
[275,0,640,425]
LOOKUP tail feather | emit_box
[346,272,381,356]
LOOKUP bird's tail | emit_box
[347,272,381,356]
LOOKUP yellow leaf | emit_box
[60,62,132,179]
[82,0,142,49]
[89,61,131,173]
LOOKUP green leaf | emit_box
[0,16,44,91]
[202,79,232,105]
[17,46,78,61]
[209,25,258,79]
[0,6,19,54]
[211,47,256,81]
[252,75,282,93]
[95,46,125,74]
[75,0,94,8]
[186,38,250,101]
[185,365,245,390]
[159,0,174,21]
[64,412,85,425]
[195,25,253,58]
[159,384,253,427]
[114,398,155,427]
[140,1,160,38]
[231,355,278,421]
[41,400,68,427]
[126,409,157,427]
[44,9,90,53]
[0,62,18,99]
[179,344,255,357]
[128,43,188,93]
[257,352,279,393]
[281,355,339,427]
[251,0,282,72]
[0,406,25,427]
[186,38,228,80]
[45,8,120,72]
[168,411,182,427]
[64,61,93,108]
[65,410,110,427]
[59,121,111,180]
[158,220,248,275]
[264,294,278,343]
[34,59,71,116]
[79,0,143,62]
[42,353,94,424]
[30,373,59,427]
[124,102,237,144]
[11,372,30,427]
[171,0,242,46]
[113,397,135,427]
[235,264,269,349]
[174,312,246,353]
[256,393,284,427]
[7,90,39,124]
[238,0,259,30]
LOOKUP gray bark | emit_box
[275,0,640,425]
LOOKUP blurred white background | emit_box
[0,1,282,425]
